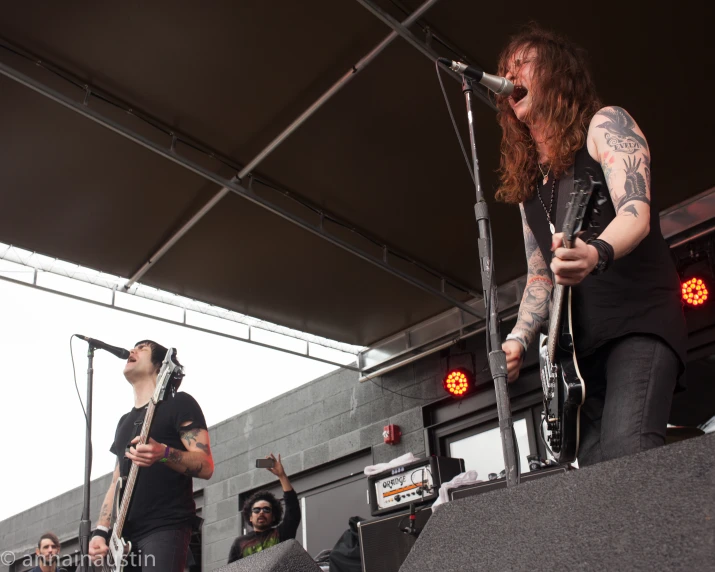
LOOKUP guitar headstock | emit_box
[561,169,601,248]
[152,347,184,403]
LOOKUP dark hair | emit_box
[134,340,185,391]
[37,532,60,550]
[495,23,602,204]
[242,491,283,527]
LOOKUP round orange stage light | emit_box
[443,368,473,397]
[681,277,709,306]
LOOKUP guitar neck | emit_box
[113,400,158,538]
[547,283,566,362]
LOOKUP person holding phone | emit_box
[227,453,301,563]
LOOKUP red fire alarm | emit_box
[383,424,401,445]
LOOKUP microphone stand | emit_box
[78,343,95,570]
[461,77,519,488]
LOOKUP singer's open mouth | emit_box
[511,85,528,103]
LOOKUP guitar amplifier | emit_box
[358,506,432,572]
[449,465,569,501]
[368,455,464,517]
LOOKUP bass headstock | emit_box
[153,347,184,403]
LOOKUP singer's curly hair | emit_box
[494,24,602,204]
[242,491,283,527]
[134,340,184,391]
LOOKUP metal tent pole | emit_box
[122,0,442,289]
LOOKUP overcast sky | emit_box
[0,276,352,521]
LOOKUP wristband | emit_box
[91,527,110,541]
[505,333,528,354]
[589,239,614,275]
[159,444,170,463]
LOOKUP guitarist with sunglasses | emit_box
[88,340,214,571]
[494,25,687,467]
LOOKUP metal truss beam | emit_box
[354,0,497,111]
[0,9,488,324]
[122,0,442,289]
[0,271,360,371]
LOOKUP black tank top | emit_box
[522,145,687,371]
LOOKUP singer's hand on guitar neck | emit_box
[550,233,599,286]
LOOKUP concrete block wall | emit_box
[0,350,447,572]
[0,472,112,572]
[199,353,444,571]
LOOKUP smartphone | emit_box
[255,458,275,469]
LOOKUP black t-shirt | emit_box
[522,145,687,373]
[110,391,207,542]
[227,489,302,563]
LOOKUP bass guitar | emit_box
[102,348,183,572]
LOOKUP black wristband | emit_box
[589,239,614,275]
[91,528,110,541]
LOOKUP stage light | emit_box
[443,368,473,397]
[682,277,709,306]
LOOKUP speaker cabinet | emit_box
[357,506,432,572]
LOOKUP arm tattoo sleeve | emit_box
[617,155,650,212]
[512,208,552,348]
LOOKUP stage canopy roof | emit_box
[0,0,712,349]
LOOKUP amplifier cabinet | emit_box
[358,506,432,572]
[368,455,464,517]
[449,465,568,500]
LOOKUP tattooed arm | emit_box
[164,425,214,479]
[125,424,214,479]
[503,204,553,382]
[586,106,652,257]
[88,461,121,557]
[98,461,120,527]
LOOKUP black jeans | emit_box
[124,527,192,572]
[575,334,680,467]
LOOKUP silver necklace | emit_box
[537,176,557,234]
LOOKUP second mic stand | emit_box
[78,343,95,571]
[461,77,519,487]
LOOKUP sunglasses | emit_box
[251,507,272,514]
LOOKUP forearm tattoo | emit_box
[196,442,211,455]
[514,210,552,347]
[168,448,183,463]
[184,463,203,478]
[99,502,112,523]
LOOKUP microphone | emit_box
[76,335,130,360]
[437,57,514,96]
